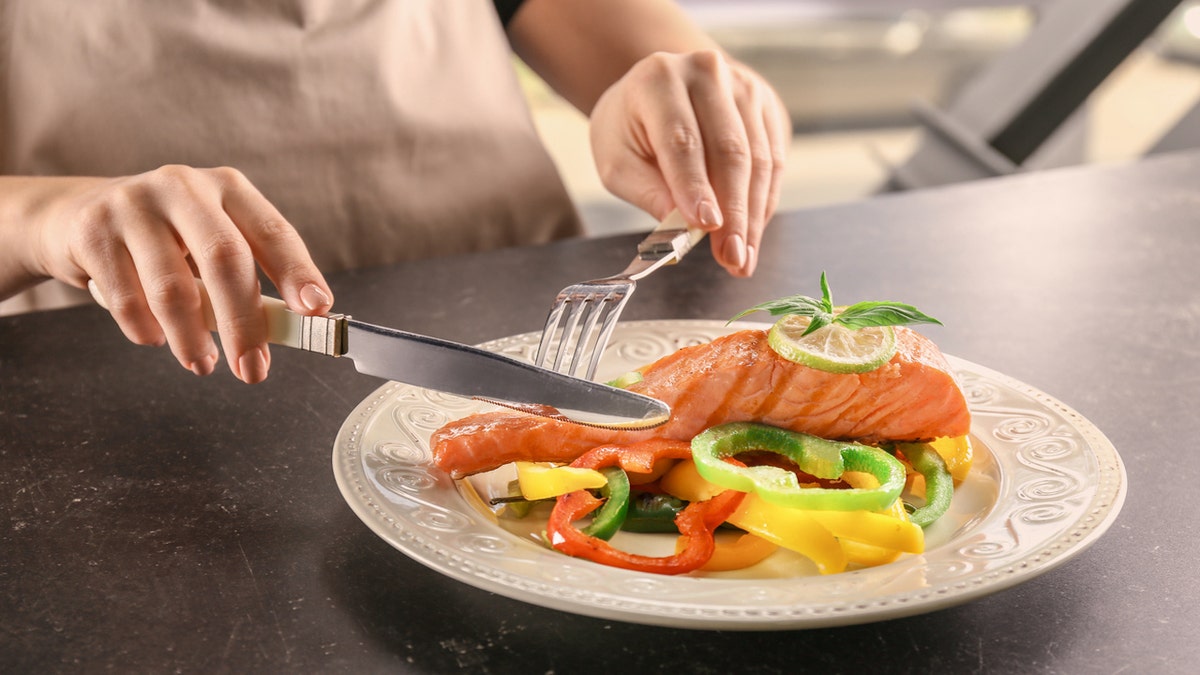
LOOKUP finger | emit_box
[634,56,724,232]
[686,53,752,275]
[123,216,221,376]
[761,88,792,231]
[218,168,333,316]
[86,250,167,349]
[68,211,167,347]
[730,78,774,277]
[163,184,269,385]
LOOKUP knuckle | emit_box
[70,202,115,241]
[103,290,142,319]
[207,165,249,188]
[713,135,751,163]
[197,229,252,270]
[148,163,195,186]
[665,124,702,156]
[68,210,121,263]
[770,143,788,167]
[749,143,775,176]
[253,216,297,243]
[637,51,675,77]
[272,259,315,285]
[688,48,726,75]
[214,308,264,341]
[143,272,198,309]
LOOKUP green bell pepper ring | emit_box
[691,422,906,512]
[621,491,687,533]
[896,443,954,528]
[580,466,630,540]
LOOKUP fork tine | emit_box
[566,291,616,378]
[534,299,569,367]
[582,288,634,381]
[551,297,591,374]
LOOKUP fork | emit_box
[534,210,706,381]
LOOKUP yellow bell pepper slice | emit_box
[840,539,903,567]
[660,457,727,502]
[661,459,923,573]
[661,459,845,573]
[928,435,973,483]
[515,462,607,501]
[840,471,922,566]
[726,495,848,575]
[804,509,923,554]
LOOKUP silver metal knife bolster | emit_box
[260,298,348,357]
[292,313,348,357]
[635,210,707,263]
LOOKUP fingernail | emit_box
[697,200,723,229]
[299,283,330,312]
[741,245,758,276]
[722,234,747,270]
[188,352,218,377]
[237,347,269,384]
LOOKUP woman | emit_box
[0,0,790,383]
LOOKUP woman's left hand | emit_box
[589,49,791,277]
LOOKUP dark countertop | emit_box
[4,150,1199,673]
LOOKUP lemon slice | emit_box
[767,314,897,374]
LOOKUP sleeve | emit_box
[493,0,527,27]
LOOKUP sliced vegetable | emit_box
[839,471,916,566]
[691,423,906,512]
[546,440,744,574]
[626,457,677,486]
[928,435,973,483]
[548,488,743,575]
[725,495,847,575]
[516,462,607,501]
[605,370,644,389]
[804,509,923,553]
[682,532,779,572]
[897,443,954,528]
[622,492,686,533]
[660,456,727,503]
[496,479,537,518]
[580,467,629,540]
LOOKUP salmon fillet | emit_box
[431,328,970,478]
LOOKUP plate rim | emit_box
[332,319,1127,630]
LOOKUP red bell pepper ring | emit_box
[547,439,745,575]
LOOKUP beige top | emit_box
[0,0,580,314]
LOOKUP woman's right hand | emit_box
[18,165,333,383]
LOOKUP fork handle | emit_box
[637,210,707,263]
[88,278,348,357]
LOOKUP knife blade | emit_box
[88,280,670,430]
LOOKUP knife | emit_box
[88,280,670,430]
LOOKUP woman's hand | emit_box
[22,166,332,383]
[589,50,791,277]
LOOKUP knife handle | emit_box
[88,278,348,357]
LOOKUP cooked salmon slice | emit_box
[431,328,971,478]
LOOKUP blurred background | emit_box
[520,0,1200,235]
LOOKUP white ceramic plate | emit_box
[332,320,1126,630]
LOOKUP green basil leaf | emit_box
[800,312,835,336]
[731,273,942,332]
[833,301,943,330]
[819,271,834,313]
[728,294,827,323]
